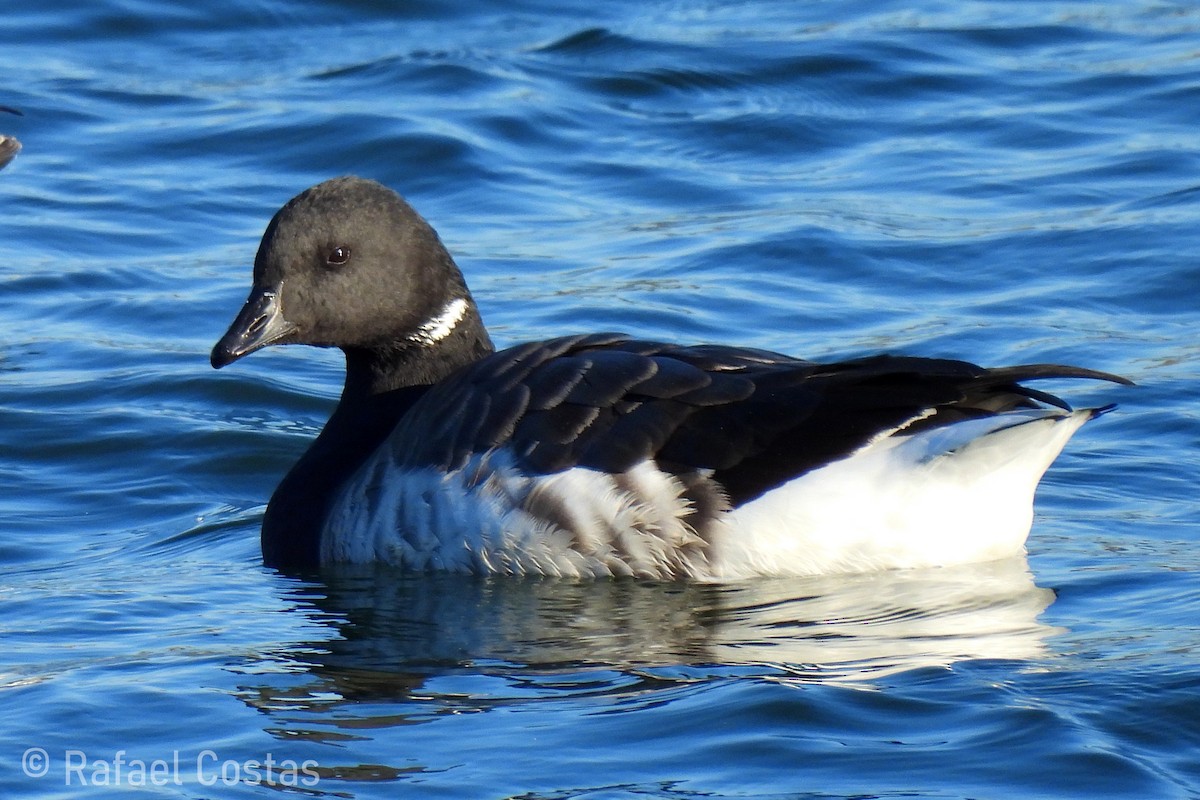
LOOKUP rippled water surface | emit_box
[2,1,1199,798]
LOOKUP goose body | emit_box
[0,107,21,170]
[211,177,1130,578]
[0,134,19,170]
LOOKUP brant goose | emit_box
[0,135,18,171]
[0,105,21,171]
[212,177,1130,578]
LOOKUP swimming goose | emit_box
[0,105,21,171]
[211,176,1130,578]
[0,135,18,170]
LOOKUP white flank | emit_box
[320,408,1098,579]
[716,409,1096,578]
[408,297,468,346]
[322,451,716,578]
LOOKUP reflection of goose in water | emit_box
[238,558,1056,719]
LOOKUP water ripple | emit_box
[1,1,1197,798]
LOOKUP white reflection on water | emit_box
[244,556,1057,707]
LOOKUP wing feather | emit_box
[386,334,1127,501]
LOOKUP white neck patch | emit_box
[408,297,469,346]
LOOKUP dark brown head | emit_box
[211,177,491,388]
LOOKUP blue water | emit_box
[2,1,1198,797]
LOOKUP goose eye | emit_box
[327,246,351,266]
